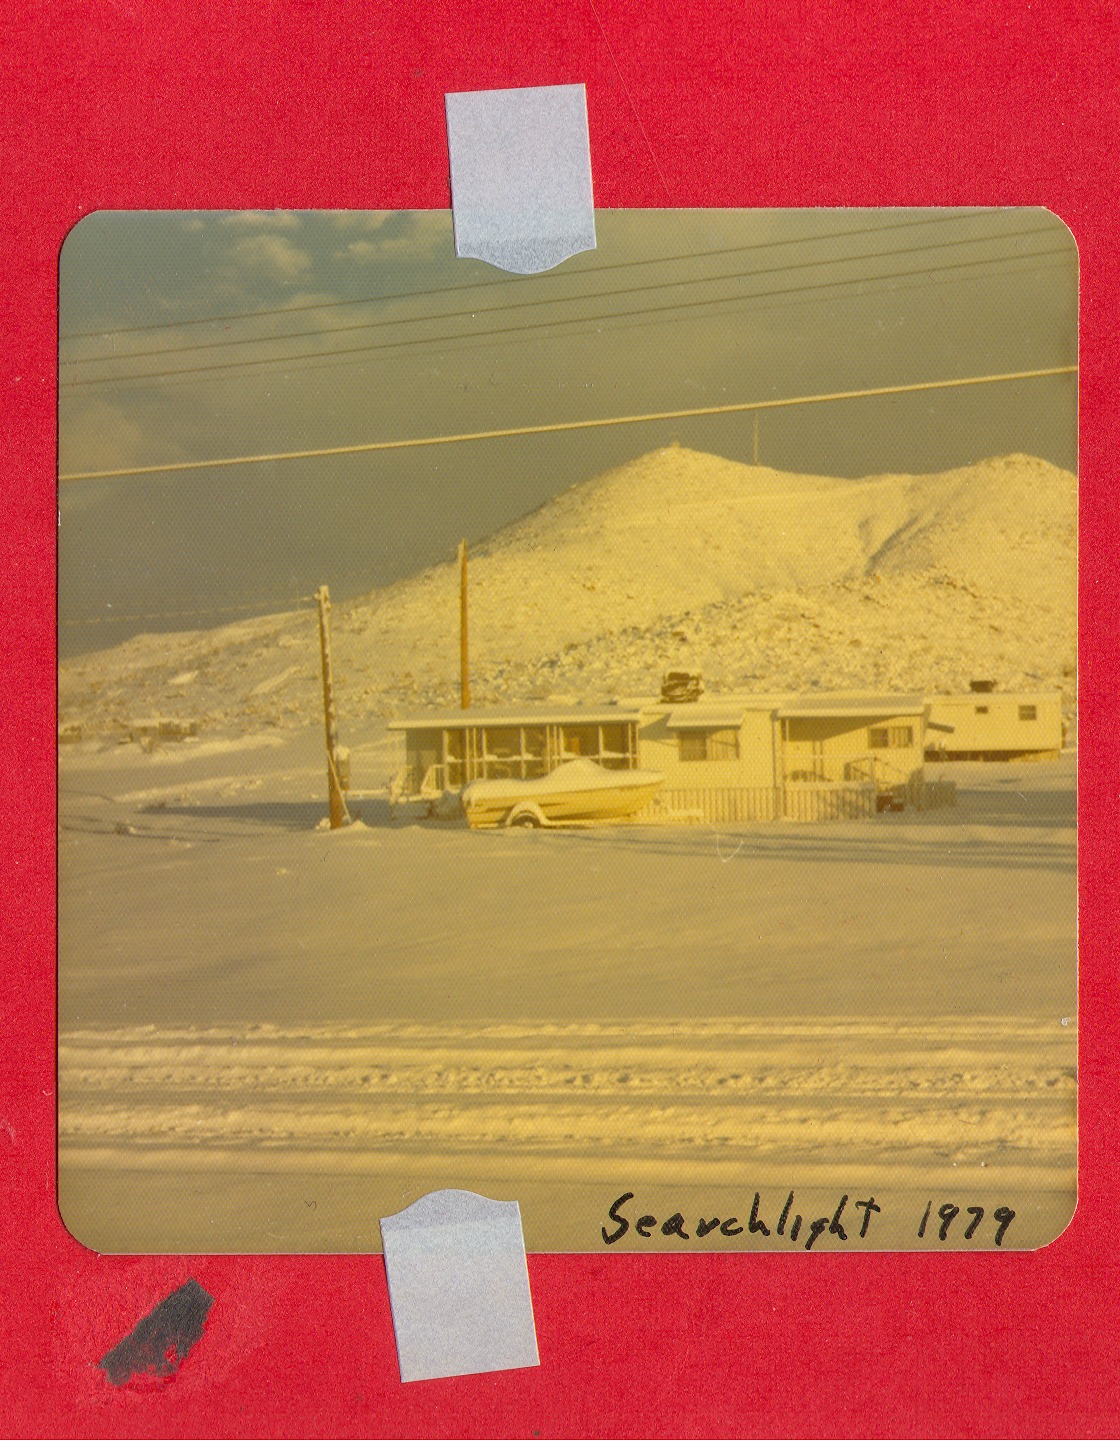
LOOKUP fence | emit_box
[649,779,956,823]
[649,784,878,823]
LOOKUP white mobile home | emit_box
[389,691,947,824]
[641,693,930,821]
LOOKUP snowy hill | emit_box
[59,447,1077,738]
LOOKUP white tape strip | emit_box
[380,1189,540,1384]
[445,84,596,274]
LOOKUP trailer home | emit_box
[389,691,947,824]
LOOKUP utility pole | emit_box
[459,539,470,710]
[315,585,349,829]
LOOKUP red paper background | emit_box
[2,2,1117,1434]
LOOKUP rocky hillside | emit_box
[59,447,1077,738]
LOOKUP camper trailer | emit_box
[925,686,1063,761]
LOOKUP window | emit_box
[599,723,630,764]
[484,727,521,759]
[445,729,466,786]
[1019,705,1038,722]
[558,723,637,769]
[975,705,989,715]
[869,725,914,749]
[560,725,597,757]
[521,727,547,777]
[678,728,740,762]
[679,732,707,762]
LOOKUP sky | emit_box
[58,208,1078,656]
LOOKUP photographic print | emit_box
[57,208,1077,1252]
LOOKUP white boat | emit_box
[460,759,664,829]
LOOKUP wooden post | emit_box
[753,410,760,465]
[315,585,348,829]
[458,539,470,710]
[772,712,785,821]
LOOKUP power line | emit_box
[58,208,1029,344]
[60,243,1074,392]
[58,365,1077,483]
[90,251,1073,397]
[267,253,1075,389]
[63,221,1062,371]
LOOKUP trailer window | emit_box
[869,725,913,749]
[679,728,739,761]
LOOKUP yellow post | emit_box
[316,585,348,829]
[459,539,470,710]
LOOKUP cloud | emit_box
[322,212,407,232]
[332,210,450,262]
[220,210,303,231]
[277,289,342,311]
[58,398,185,480]
[230,233,313,285]
[337,239,381,262]
[324,212,369,231]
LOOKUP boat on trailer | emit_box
[460,758,664,829]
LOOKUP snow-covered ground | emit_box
[58,729,1076,1253]
[56,448,1077,1253]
